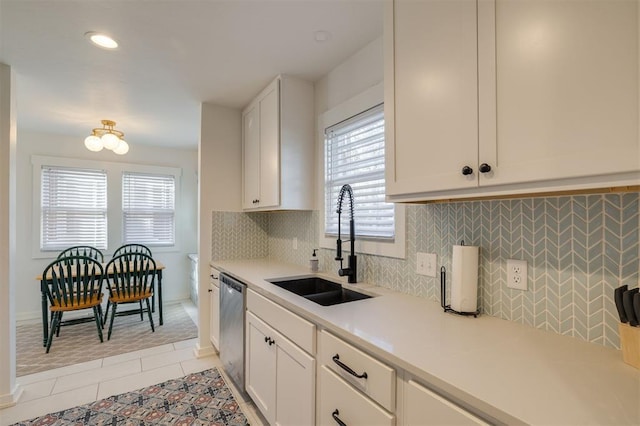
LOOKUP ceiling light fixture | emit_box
[84,120,129,155]
[85,32,118,49]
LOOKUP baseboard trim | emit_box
[0,383,23,409]
[193,343,217,358]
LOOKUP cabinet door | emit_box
[258,81,280,208]
[274,329,315,426]
[246,312,276,424]
[387,0,479,196]
[480,0,639,186]
[209,282,219,351]
[243,104,260,209]
[318,366,395,426]
[404,379,488,426]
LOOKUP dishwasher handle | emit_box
[220,274,246,293]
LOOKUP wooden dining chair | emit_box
[105,252,156,340]
[57,246,104,264]
[112,243,152,257]
[42,256,105,353]
[103,245,154,325]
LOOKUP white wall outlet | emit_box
[507,259,528,290]
[292,237,298,250]
[417,252,437,277]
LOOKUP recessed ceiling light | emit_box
[314,30,331,43]
[85,32,118,49]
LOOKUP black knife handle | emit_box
[615,285,629,323]
[623,288,639,326]
[634,293,640,328]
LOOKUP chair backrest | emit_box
[57,246,104,264]
[42,256,104,309]
[112,244,152,258]
[106,253,156,300]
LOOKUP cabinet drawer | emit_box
[404,379,489,426]
[319,330,396,412]
[247,289,315,354]
[318,366,395,426]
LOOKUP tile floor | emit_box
[1,302,266,426]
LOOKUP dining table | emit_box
[35,260,165,347]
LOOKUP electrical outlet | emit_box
[507,259,527,290]
[417,252,437,277]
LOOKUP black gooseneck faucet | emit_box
[335,184,357,283]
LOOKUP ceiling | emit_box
[0,0,383,148]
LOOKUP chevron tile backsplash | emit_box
[211,193,639,349]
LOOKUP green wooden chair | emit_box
[56,246,104,263]
[113,243,152,257]
[42,256,105,353]
[104,245,154,324]
[105,252,156,340]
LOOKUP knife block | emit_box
[619,323,640,369]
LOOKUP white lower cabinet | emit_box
[246,310,315,425]
[403,378,489,426]
[318,366,395,426]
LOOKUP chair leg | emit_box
[145,298,155,332]
[139,301,143,321]
[108,303,118,341]
[56,312,63,337]
[97,304,104,329]
[46,312,60,353]
[103,301,110,327]
[93,306,104,343]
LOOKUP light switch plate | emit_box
[417,252,437,277]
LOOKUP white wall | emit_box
[0,63,20,407]
[314,36,383,115]
[196,102,242,356]
[15,131,198,320]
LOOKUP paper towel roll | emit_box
[451,245,479,313]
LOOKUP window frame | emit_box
[318,82,406,259]
[122,171,176,247]
[40,165,108,251]
[31,155,182,259]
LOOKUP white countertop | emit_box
[212,259,640,426]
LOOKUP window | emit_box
[122,172,176,246]
[40,166,107,250]
[324,103,395,239]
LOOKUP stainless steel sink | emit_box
[268,277,372,306]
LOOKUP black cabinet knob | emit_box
[461,166,473,176]
[479,163,492,173]
[208,289,212,293]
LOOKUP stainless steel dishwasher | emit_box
[219,273,246,393]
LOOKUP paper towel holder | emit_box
[440,266,479,318]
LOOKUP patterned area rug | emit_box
[17,303,198,376]
[11,368,249,426]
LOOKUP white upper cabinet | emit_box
[385,0,640,201]
[242,75,314,211]
[386,0,480,196]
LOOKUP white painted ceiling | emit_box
[0,0,383,148]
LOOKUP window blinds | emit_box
[324,103,395,239]
[122,172,175,246]
[41,166,108,250]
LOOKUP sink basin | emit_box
[303,287,372,306]
[268,277,341,296]
[268,277,372,306]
